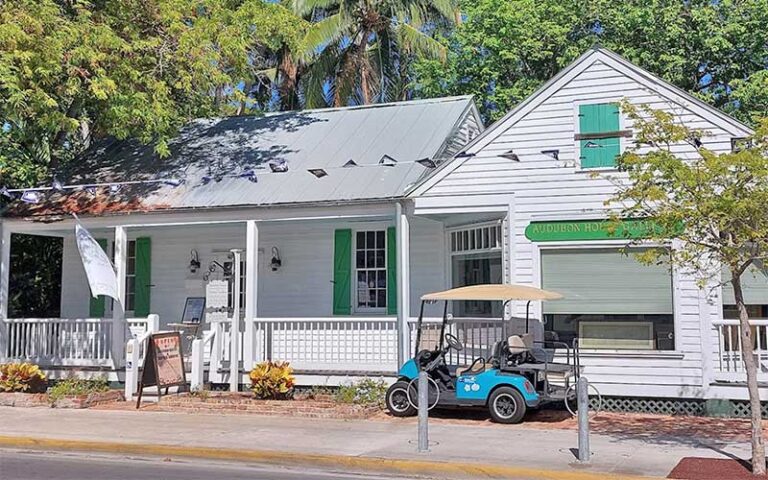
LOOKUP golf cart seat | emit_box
[456,360,494,377]
[508,334,534,354]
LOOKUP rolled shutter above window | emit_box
[722,265,768,305]
[542,248,673,315]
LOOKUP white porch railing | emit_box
[713,319,768,382]
[3,318,115,366]
[196,316,507,383]
[248,317,400,373]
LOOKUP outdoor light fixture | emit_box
[343,159,358,168]
[416,158,437,168]
[20,191,41,204]
[308,168,328,178]
[379,154,398,166]
[270,247,282,272]
[189,249,201,273]
[541,149,559,160]
[499,150,520,161]
[269,160,289,173]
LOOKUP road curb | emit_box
[0,434,661,480]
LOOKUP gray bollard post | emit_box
[417,370,429,453]
[577,376,590,463]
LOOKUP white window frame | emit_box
[107,239,137,316]
[572,99,629,173]
[532,238,683,357]
[352,229,388,314]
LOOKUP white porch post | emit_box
[396,202,411,366]
[0,224,10,359]
[230,249,242,392]
[243,221,259,372]
[112,226,128,367]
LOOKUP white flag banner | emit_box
[75,218,120,302]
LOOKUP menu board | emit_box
[135,332,187,408]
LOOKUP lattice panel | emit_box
[593,396,706,416]
[730,401,768,419]
[592,396,768,419]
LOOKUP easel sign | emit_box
[136,332,187,408]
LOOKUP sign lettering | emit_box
[524,219,669,242]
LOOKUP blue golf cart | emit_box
[385,284,581,424]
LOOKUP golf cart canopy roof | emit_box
[420,284,563,302]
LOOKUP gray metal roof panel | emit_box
[37,96,477,213]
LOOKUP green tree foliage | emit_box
[0,0,307,187]
[293,0,456,107]
[413,0,768,124]
[610,104,768,474]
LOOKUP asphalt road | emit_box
[0,449,416,480]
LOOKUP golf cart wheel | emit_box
[488,386,526,424]
[386,381,417,417]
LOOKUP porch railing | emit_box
[248,317,399,373]
[3,318,114,366]
[713,319,768,382]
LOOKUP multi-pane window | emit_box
[125,240,137,312]
[355,230,387,310]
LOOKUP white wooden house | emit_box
[410,47,763,408]
[1,48,767,411]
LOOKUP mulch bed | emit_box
[0,390,124,408]
[668,457,768,479]
[98,391,381,419]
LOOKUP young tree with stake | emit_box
[610,103,768,474]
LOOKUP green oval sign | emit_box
[524,219,664,242]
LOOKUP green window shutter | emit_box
[88,238,108,318]
[134,237,151,317]
[579,103,621,168]
[333,229,352,315]
[386,227,397,315]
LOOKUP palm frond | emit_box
[299,13,350,60]
[302,44,340,108]
[292,0,340,17]
[396,23,446,62]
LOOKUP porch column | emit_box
[0,224,10,359]
[112,226,128,367]
[243,220,259,372]
[396,202,411,366]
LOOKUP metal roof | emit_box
[8,96,477,217]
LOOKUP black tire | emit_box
[386,380,417,417]
[488,386,527,424]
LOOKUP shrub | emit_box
[48,378,109,403]
[0,362,47,393]
[249,361,295,399]
[334,378,388,406]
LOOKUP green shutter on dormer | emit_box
[579,103,621,168]
[88,239,108,318]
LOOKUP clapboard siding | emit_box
[60,216,446,327]
[417,51,752,398]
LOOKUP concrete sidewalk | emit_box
[0,406,752,479]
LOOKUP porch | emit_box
[0,201,513,388]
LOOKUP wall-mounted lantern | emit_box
[270,247,282,272]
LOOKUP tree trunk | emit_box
[732,272,766,475]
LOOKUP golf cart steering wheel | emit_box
[444,333,463,352]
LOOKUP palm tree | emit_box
[293,0,455,107]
